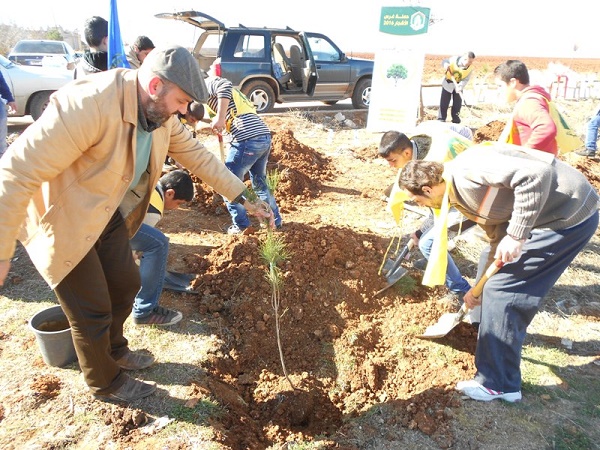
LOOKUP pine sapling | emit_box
[259,168,295,389]
[260,231,294,390]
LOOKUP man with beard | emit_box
[0,45,273,403]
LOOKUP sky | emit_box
[2,0,598,59]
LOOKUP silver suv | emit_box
[155,11,373,113]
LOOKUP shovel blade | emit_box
[163,271,199,294]
[165,271,196,285]
[375,267,409,296]
[381,256,396,276]
[416,304,467,339]
[416,312,462,339]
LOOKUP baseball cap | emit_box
[143,45,208,103]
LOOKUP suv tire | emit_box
[29,91,52,121]
[242,80,275,114]
[351,78,371,109]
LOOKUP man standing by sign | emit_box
[438,52,476,124]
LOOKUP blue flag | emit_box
[108,0,130,69]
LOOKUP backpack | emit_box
[206,88,257,132]
[500,93,583,154]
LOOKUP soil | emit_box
[150,112,599,449]
[2,54,600,449]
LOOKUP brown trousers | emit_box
[54,211,140,395]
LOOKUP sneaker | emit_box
[227,224,243,235]
[93,375,156,403]
[412,258,428,271]
[575,148,596,157]
[456,379,522,402]
[115,349,155,370]
[133,306,183,326]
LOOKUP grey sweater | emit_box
[448,144,599,245]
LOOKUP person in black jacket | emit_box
[75,16,108,78]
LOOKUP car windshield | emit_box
[14,41,65,54]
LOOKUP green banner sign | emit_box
[380,6,430,35]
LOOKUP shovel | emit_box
[375,240,415,296]
[163,270,199,294]
[449,73,480,118]
[212,133,226,204]
[417,259,504,339]
[217,132,225,163]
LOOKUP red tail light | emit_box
[214,62,222,77]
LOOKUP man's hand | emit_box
[211,117,227,135]
[410,231,420,247]
[244,198,275,229]
[495,235,524,263]
[463,288,481,309]
[0,260,11,287]
[7,101,17,115]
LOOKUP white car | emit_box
[0,54,73,120]
[8,40,77,71]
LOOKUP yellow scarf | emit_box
[388,169,409,224]
[422,170,452,287]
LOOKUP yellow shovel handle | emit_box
[471,259,504,297]
[218,133,225,163]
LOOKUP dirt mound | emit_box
[472,120,506,143]
[269,129,335,203]
[184,221,479,448]
[190,129,334,216]
[30,374,61,400]
[180,125,600,449]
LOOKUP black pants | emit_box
[54,211,140,395]
[475,211,599,393]
[438,88,462,123]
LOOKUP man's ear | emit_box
[148,76,162,96]
[164,188,176,200]
[421,186,433,196]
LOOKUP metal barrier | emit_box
[549,75,568,98]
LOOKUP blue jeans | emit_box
[419,209,471,293]
[585,110,600,151]
[129,223,169,318]
[0,104,7,157]
[474,211,598,393]
[225,134,282,229]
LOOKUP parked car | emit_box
[0,54,73,120]
[8,40,77,71]
[155,11,373,113]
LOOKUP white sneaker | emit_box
[227,224,243,235]
[456,379,522,402]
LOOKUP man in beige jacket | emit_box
[0,45,272,403]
